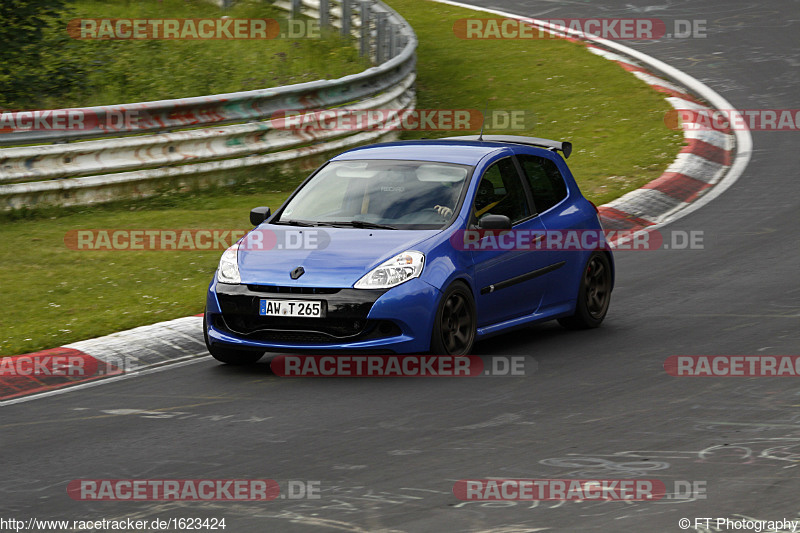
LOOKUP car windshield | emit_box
[276,159,472,229]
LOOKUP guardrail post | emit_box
[320,0,330,28]
[291,0,301,18]
[341,0,351,37]
[359,1,370,58]
[376,12,387,64]
[388,24,397,59]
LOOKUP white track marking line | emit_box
[0,355,209,407]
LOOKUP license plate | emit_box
[259,299,324,318]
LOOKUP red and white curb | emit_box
[588,45,735,232]
[1,1,753,403]
[0,316,204,404]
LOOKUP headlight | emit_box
[216,243,241,284]
[354,251,424,289]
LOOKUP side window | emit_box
[473,158,531,224]
[518,155,568,213]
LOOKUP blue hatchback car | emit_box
[204,135,614,363]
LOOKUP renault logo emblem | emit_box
[290,266,305,280]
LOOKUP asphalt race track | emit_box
[2,0,799,531]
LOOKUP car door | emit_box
[516,153,580,311]
[471,156,552,327]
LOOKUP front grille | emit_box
[243,330,334,343]
[246,285,340,295]
[223,314,367,338]
[213,315,401,344]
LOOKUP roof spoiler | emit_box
[441,135,573,159]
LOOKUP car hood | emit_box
[237,226,440,287]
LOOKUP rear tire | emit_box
[204,315,264,365]
[430,281,477,355]
[558,252,612,330]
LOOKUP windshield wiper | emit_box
[333,220,398,230]
[272,219,317,227]
[275,219,398,230]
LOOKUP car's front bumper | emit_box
[205,276,441,353]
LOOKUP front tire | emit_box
[558,252,612,330]
[430,281,477,355]
[203,315,264,365]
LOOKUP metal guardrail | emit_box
[0,0,417,210]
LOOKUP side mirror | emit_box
[250,206,271,226]
[478,214,512,230]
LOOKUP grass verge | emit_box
[0,1,684,355]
